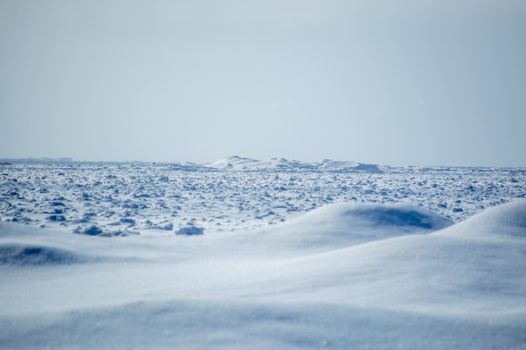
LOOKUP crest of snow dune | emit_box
[207,156,384,172]
[238,199,526,319]
[242,203,452,253]
[437,198,526,238]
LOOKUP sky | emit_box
[1,0,525,166]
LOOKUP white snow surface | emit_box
[209,155,384,172]
[1,199,526,349]
[1,160,525,348]
[1,159,525,235]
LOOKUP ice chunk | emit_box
[176,226,204,236]
[81,225,104,236]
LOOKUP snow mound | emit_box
[208,156,315,171]
[439,199,526,238]
[0,243,85,266]
[209,155,261,170]
[246,203,452,252]
[207,156,384,173]
[318,159,383,173]
[176,226,204,236]
[237,200,526,318]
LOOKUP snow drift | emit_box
[0,200,525,349]
[237,202,452,253]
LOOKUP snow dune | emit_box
[1,200,525,349]
[228,202,453,254]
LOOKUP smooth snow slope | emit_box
[0,201,525,349]
[225,202,453,254]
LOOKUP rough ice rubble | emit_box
[0,200,525,349]
[176,225,204,235]
[0,160,524,236]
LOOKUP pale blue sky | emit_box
[1,0,525,166]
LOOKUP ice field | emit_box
[0,157,525,349]
[1,156,525,236]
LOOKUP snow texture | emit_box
[1,158,524,236]
[1,199,526,349]
[0,159,525,349]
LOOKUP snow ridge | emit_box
[208,155,384,172]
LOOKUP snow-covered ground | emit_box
[0,158,525,349]
[1,157,524,235]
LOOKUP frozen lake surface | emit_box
[0,158,525,349]
[1,157,525,236]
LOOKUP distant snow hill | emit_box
[0,155,385,173]
[207,155,385,173]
